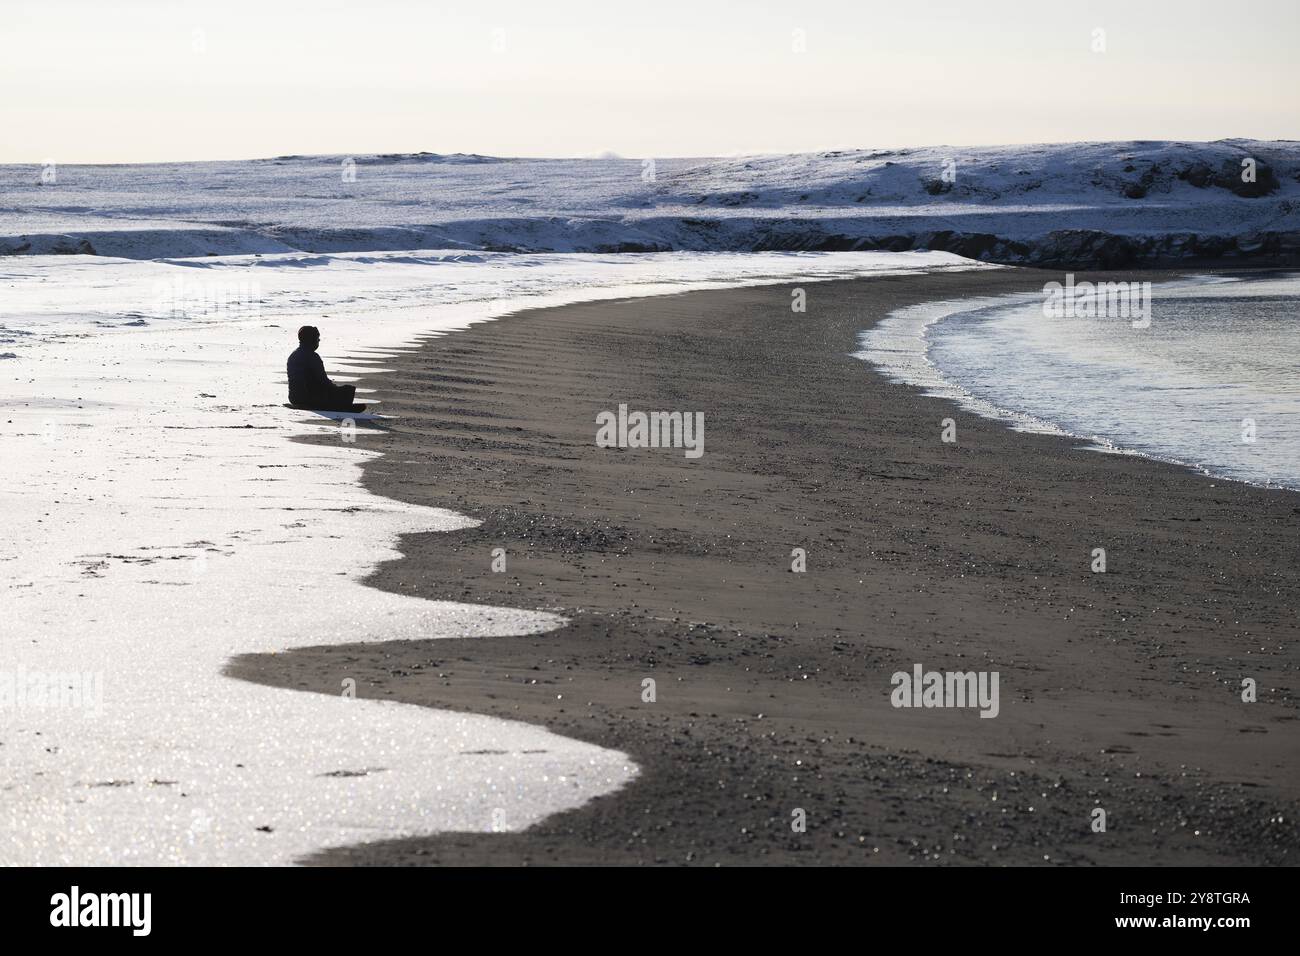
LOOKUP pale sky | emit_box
[4,0,1297,163]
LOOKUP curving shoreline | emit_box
[230,268,1300,866]
[861,272,1300,494]
[4,251,944,864]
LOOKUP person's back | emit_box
[286,326,365,412]
[286,344,328,406]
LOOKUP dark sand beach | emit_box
[229,267,1300,866]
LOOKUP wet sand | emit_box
[228,267,1300,865]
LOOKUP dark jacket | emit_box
[287,347,347,407]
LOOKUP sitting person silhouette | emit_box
[287,326,367,413]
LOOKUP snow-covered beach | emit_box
[6,0,1299,930]
[2,141,1297,868]
[0,246,985,864]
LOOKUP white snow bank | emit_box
[3,140,1296,261]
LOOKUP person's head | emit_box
[297,325,320,351]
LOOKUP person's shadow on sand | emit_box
[286,325,367,413]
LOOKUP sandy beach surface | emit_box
[229,267,1300,866]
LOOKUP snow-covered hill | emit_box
[2,140,1298,266]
